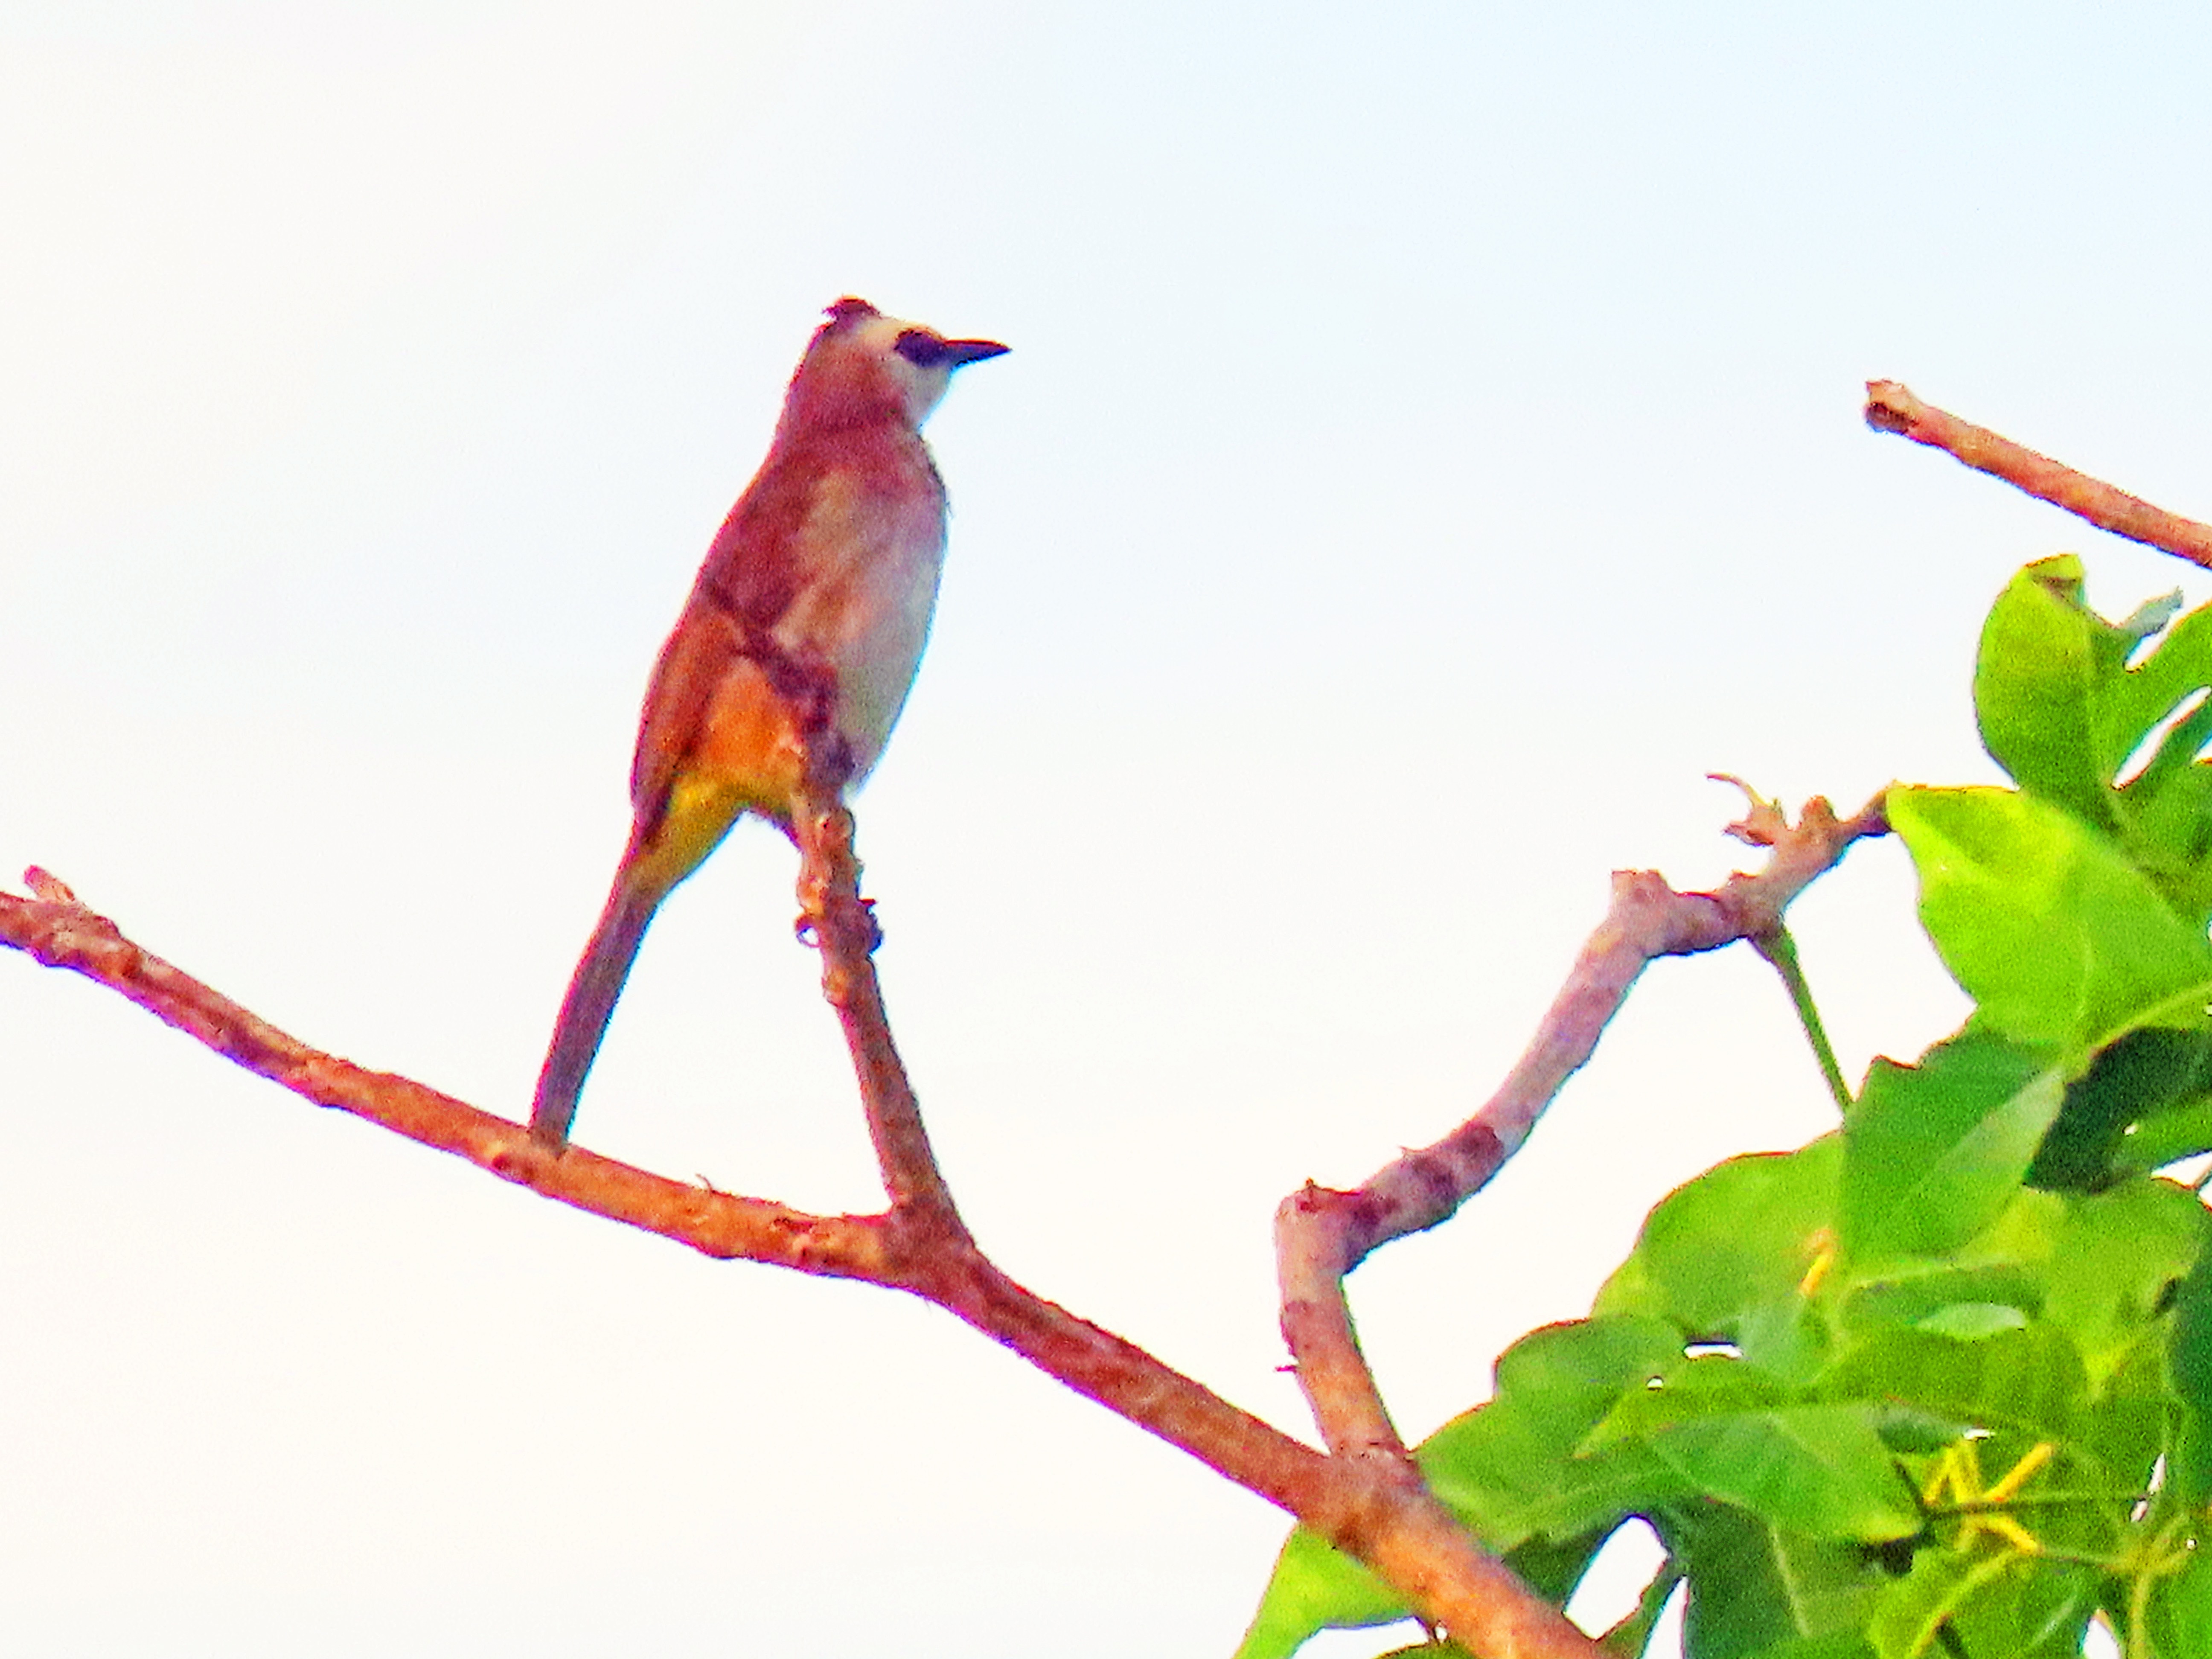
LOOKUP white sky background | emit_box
[1,3,2207,1654]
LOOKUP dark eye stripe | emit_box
[894,328,951,368]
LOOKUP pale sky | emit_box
[3,4,2209,1655]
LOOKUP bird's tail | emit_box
[530,871,665,1147]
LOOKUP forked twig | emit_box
[5,813,1624,1653]
[4,630,1885,1659]
[0,855,1607,1655]
[6,709,1894,1659]
[1273,792,1890,1485]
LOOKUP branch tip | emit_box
[1709,774,1793,848]
[1863,379,1915,435]
[1864,380,2212,572]
[23,866,79,903]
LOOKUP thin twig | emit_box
[1864,381,2212,571]
[1274,790,1889,1480]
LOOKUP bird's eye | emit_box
[894,329,951,368]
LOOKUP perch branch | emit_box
[3,871,885,1274]
[789,742,966,1232]
[786,751,1599,1655]
[1864,380,2212,570]
[0,859,1603,1656]
[1274,790,1889,1499]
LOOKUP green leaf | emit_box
[1585,1354,1793,1446]
[1912,1304,2025,1339]
[1595,1139,1839,1377]
[1583,1356,1915,1540]
[1420,1316,1690,1548]
[2039,1177,2208,1388]
[1939,1557,2099,1659]
[2116,1093,2212,1171]
[1512,1445,1697,1552]
[1866,1546,2025,1659]
[1231,1527,1408,1659]
[1601,1554,1685,1658]
[2049,1339,2168,1534]
[1889,786,2212,1053]
[2123,760,2212,928]
[1839,1189,2064,1342]
[2096,591,2212,918]
[1508,1524,1622,1608]
[1974,559,2212,926]
[2166,1240,2212,1506]
[1815,1325,2085,1446]
[2029,1027,2212,1190]
[1741,1638,1873,1659]
[1469,1317,1689,1457]
[2148,1545,2212,1658]
[1842,1033,2066,1267]
[1974,556,2126,826]
[1660,1505,1886,1659]
[1230,1525,1638,1659]
[1237,554,2212,1657]
[1649,1404,1918,1543]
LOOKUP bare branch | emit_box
[0,865,1604,1655]
[1865,380,2212,571]
[790,781,965,1233]
[2,872,890,1274]
[784,765,1603,1656]
[1275,791,1889,1510]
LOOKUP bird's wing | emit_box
[626,445,835,821]
[695,443,834,628]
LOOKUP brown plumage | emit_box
[530,298,1006,1147]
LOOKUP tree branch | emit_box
[1274,789,1889,1516]
[11,779,1883,1654]
[3,871,887,1274]
[13,722,1882,1657]
[1864,380,2212,570]
[790,783,965,1234]
[781,762,1604,1655]
[0,854,1608,1654]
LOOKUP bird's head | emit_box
[782,297,1008,433]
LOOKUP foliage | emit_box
[1239,559,2212,1659]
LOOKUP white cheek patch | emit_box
[853,315,955,425]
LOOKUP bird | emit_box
[529,297,1007,1148]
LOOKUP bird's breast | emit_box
[772,461,949,782]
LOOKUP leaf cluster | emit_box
[1241,559,2212,1659]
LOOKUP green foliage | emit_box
[1237,560,2212,1659]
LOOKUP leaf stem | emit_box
[1601,1557,1684,1656]
[1754,925,1853,1113]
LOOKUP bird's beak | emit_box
[943,338,1010,367]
